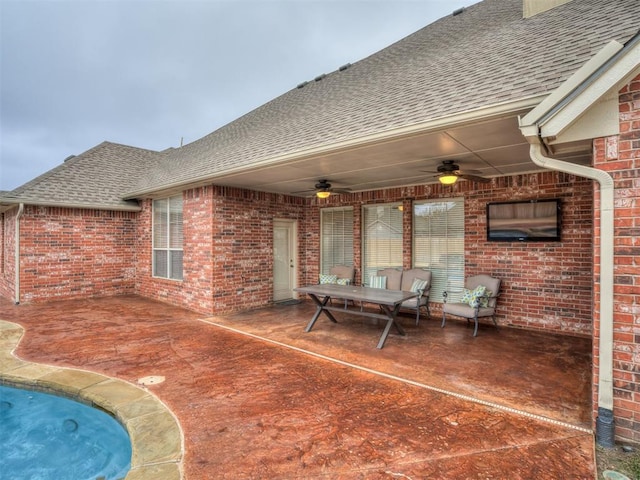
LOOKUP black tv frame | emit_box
[486,199,561,242]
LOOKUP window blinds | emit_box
[413,199,464,302]
[152,195,183,280]
[362,204,403,285]
[320,207,354,274]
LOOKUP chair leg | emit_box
[441,311,446,328]
[492,314,499,332]
[415,306,420,326]
[473,315,479,337]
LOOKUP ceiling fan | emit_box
[293,179,351,198]
[426,160,491,185]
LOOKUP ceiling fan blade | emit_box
[291,188,317,194]
[458,174,491,183]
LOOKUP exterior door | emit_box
[273,219,297,302]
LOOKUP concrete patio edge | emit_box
[0,319,184,480]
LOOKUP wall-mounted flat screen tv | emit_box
[486,199,561,242]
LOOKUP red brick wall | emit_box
[136,188,217,314]
[592,73,640,442]
[303,175,594,335]
[136,186,308,315]
[10,206,137,302]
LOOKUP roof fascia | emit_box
[124,95,545,199]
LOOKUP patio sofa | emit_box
[372,268,432,325]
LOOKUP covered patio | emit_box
[1,295,595,478]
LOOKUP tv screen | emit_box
[486,199,561,242]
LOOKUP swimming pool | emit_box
[0,384,132,480]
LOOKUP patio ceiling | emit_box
[205,110,592,197]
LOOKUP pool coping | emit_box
[0,320,183,480]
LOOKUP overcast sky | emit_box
[0,0,479,191]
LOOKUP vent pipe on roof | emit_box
[523,0,573,18]
[452,7,465,16]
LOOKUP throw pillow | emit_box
[410,278,428,294]
[319,274,338,284]
[461,285,486,307]
[479,289,492,308]
[336,278,350,286]
[369,275,387,289]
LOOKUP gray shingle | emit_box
[1,142,163,210]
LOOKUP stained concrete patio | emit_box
[0,295,595,479]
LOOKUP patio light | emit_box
[316,190,331,199]
[438,173,458,185]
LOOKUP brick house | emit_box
[1,0,639,442]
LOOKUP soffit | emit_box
[205,111,591,197]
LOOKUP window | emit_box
[320,207,354,274]
[153,195,183,280]
[362,203,403,285]
[413,199,464,302]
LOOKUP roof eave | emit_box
[0,198,141,214]
[123,94,547,199]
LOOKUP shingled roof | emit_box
[1,142,162,211]
[128,0,640,196]
[2,0,639,207]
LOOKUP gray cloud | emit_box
[0,0,475,191]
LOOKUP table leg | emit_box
[304,294,338,332]
[376,304,406,349]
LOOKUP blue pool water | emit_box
[0,384,131,480]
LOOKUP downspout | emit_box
[14,203,24,305]
[528,142,615,446]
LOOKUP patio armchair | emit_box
[329,265,355,285]
[441,274,501,336]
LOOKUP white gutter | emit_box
[14,203,24,305]
[528,143,615,412]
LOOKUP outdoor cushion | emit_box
[319,274,338,284]
[410,278,429,294]
[369,275,387,289]
[336,278,350,285]
[376,268,402,290]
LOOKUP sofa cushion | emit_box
[400,268,431,291]
[377,268,402,290]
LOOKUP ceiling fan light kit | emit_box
[316,190,331,199]
[430,160,491,185]
[438,173,458,185]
